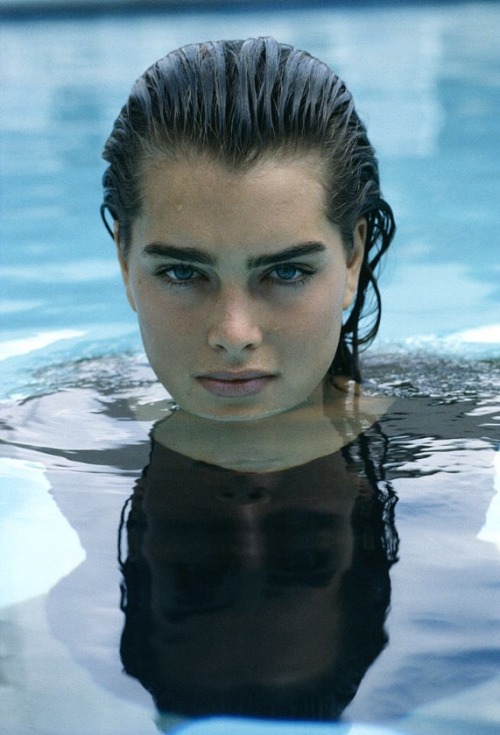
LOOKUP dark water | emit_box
[0,355,499,734]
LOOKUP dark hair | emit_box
[101,37,395,380]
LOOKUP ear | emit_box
[343,218,366,310]
[114,222,137,312]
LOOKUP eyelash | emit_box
[153,264,315,289]
[154,264,201,288]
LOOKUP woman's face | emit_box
[118,153,364,421]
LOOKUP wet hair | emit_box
[101,37,395,380]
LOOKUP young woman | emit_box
[101,37,395,458]
[99,38,398,724]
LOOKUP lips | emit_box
[196,371,277,398]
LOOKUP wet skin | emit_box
[117,153,365,422]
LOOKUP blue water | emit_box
[1,2,500,397]
[1,353,499,735]
[0,4,500,735]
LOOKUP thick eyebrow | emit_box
[248,242,327,268]
[142,243,216,266]
[141,241,327,268]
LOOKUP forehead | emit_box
[133,152,331,249]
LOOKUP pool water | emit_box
[0,0,499,393]
[1,2,500,734]
[0,354,499,734]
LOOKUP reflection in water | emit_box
[1,359,499,732]
[118,423,399,722]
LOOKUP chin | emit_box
[180,400,303,423]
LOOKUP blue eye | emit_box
[268,264,313,286]
[169,264,196,281]
[155,263,200,286]
[273,264,301,281]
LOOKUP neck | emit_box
[152,379,392,473]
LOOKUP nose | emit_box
[207,288,263,355]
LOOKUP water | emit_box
[0,1,499,392]
[0,355,499,734]
[1,2,500,734]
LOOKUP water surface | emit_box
[1,355,499,733]
[1,1,499,393]
[1,3,500,733]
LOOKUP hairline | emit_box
[120,142,346,258]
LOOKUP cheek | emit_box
[281,284,344,341]
[276,298,343,377]
[130,281,176,344]
[133,289,204,371]
[303,286,345,364]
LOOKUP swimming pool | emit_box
[1,2,500,734]
[1,0,499,390]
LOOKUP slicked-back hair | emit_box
[101,37,395,380]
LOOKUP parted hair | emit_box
[101,37,395,380]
